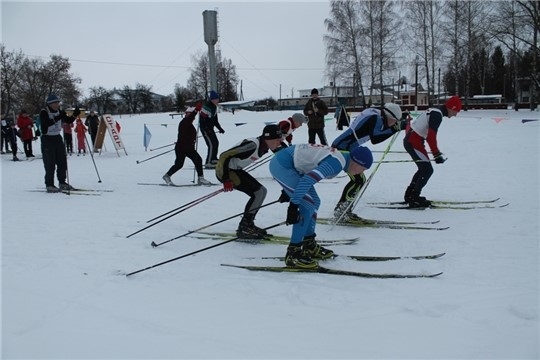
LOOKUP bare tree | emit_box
[324,0,367,106]
[88,87,113,114]
[0,46,25,116]
[404,1,445,105]
[187,51,210,99]
[490,0,539,108]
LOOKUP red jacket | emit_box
[17,114,34,141]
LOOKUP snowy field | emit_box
[1,107,539,359]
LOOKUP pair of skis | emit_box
[368,197,508,210]
[191,231,444,279]
[316,217,448,231]
[223,252,445,279]
[137,182,219,187]
[28,187,113,196]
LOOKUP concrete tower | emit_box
[202,10,218,97]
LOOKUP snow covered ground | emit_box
[2,107,539,359]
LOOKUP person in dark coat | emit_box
[39,94,79,192]
[199,90,225,168]
[303,88,329,145]
[162,103,212,186]
[84,111,100,146]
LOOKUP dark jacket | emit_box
[85,114,100,134]
[304,97,328,129]
[199,101,224,133]
[175,111,199,152]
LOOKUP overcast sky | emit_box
[2,0,333,100]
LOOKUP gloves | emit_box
[286,203,300,225]
[223,180,234,192]
[393,120,406,131]
[195,102,202,112]
[72,107,81,117]
[218,128,225,134]
[278,190,290,203]
[433,151,446,164]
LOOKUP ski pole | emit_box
[84,132,102,182]
[333,131,400,226]
[125,221,286,277]
[150,200,280,248]
[126,189,223,238]
[378,159,437,163]
[150,143,175,151]
[145,188,223,223]
[136,148,174,164]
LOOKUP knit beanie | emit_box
[209,90,219,100]
[445,96,462,112]
[350,146,373,169]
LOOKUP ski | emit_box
[317,217,441,225]
[253,252,446,262]
[317,218,449,230]
[65,188,113,192]
[193,231,359,246]
[27,189,101,196]
[221,264,443,279]
[368,197,501,206]
[370,203,509,210]
[137,182,218,187]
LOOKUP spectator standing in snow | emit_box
[199,90,225,168]
[1,118,11,154]
[304,88,329,145]
[403,95,462,208]
[162,103,212,186]
[84,110,100,146]
[74,117,87,155]
[17,110,35,158]
[63,121,74,155]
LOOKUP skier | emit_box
[40,94,79,192]
[215,124,283,239]
[403,95,462,208]
[199,90,225,168]
[162,103,212,186]
[269,144,373,269]
[62,120,74,155]
[276,113,308,150]
[330,103,406,220]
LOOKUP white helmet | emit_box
[383,103,402,121]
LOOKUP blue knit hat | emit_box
[209,90,219,100]
[350,146,373,169]
[46,93,61,104]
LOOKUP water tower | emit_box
[203,10,218,97]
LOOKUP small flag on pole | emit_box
[143,124,152,151]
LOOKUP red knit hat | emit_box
[445,96,462,112]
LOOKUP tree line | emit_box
[324,0,538,109]
[0,47,241,116]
